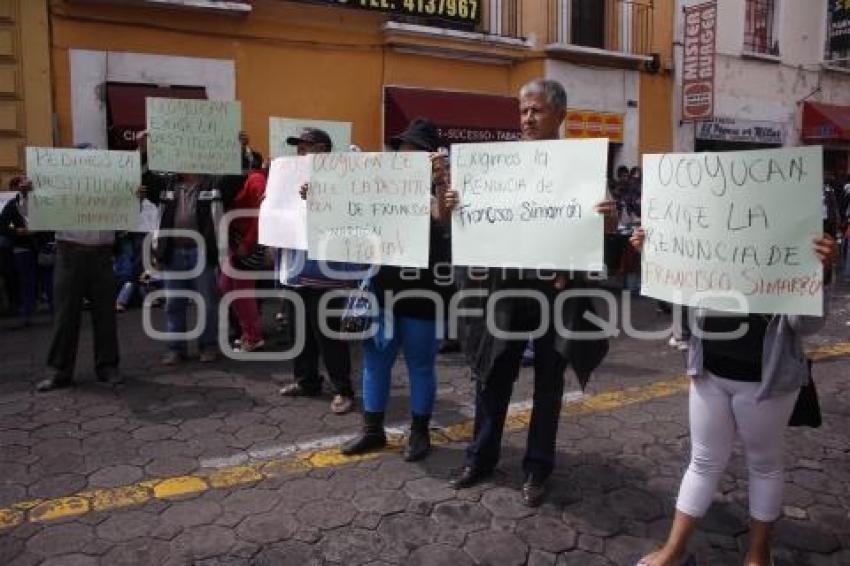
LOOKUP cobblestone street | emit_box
[1,288,849,566]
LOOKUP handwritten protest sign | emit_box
[306,152,431,267]
[258,156,311,249]
[146,98,242,175]
[269,117,352,159]
[26,147,141,231]
[450,138,608,270]
[641,147,823,315]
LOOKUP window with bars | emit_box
[549,0,653,55]
[744,0,779,55]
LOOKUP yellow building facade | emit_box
[10,0,674,181]
[0,0,51,188]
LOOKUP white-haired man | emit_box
[443,79,615,507]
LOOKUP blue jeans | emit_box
[362,314,440,416]
[163,247,219,354]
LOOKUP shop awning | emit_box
[384,86,522,148]
[106,83,207,150]
[801,101,850,143]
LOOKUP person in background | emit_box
[240,131,264,172]
[613,165,630,199]
[628,165,642,199]
[36,143,122,391]
[219,166,267,352]
[114,232,144,312]
[630,228,839,566]
[278,128,356,415]
[0,176,42,327]
[341,117,453,461]
[843,174,850,281]
[0,225,14,315]
[823,173,842,238]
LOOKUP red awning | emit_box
[384,86,521,148]
[801,101,850,143]
[106,83,208,129]
[106,83,207,150]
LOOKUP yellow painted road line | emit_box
[1,341,847,530]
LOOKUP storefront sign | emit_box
[315,0,480,27]
[696,117,784,146]
[830,0,850,52]
[437,127,520,144]
[682,1,717,122]
[565,110,624,143]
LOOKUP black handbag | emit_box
[788,359,822,428]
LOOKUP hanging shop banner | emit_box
[682,1,717,122]
[696,117,785,146]
[641,147,824,316]
[565,110,624,143]
[830,0,850,52]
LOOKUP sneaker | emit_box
[667,336,680,348]
[234,339,264,353]
[677,340,690,351]
[331,394,354,415]
[280,383,321,397]
[161,352,185,366]
[199,349,219,363]
[35,375,74,393]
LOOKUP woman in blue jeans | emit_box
[342,118,452,462]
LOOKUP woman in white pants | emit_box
[630,229,838,566]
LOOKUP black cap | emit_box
[285,127,333,150]
[389,117,439,152]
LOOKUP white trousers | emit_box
[676,372,798,522]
